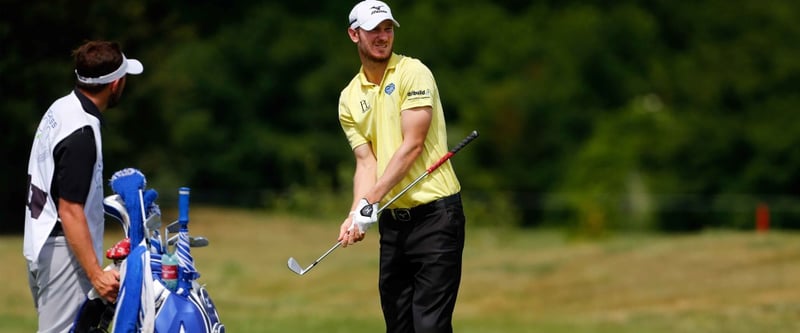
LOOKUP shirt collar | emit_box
[358,53,401,86]
[73,88,105,127]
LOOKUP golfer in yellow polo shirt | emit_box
[337,1,466,332]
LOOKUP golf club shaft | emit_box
[384,130,479,207]
[296,130,479,274]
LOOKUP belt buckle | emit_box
[392,208,411,222]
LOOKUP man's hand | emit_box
[338,213,363,247]
[337,198,378,248]
[352,198,378,234]
[90,268,120,303]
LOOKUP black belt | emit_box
[49,222,65,237]
[387,192,461,222]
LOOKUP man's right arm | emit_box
[53,128,119,302]
[59,198,120,303]
[339,143,378,246]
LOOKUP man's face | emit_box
[356,20,395,63]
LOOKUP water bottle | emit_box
[161,246,178,292]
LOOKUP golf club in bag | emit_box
[288,130,479,276]
[71,168,224,333]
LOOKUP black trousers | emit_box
[378,193,465,333]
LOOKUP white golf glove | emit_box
[351,198,378,234]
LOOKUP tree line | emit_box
[3,0,799,233]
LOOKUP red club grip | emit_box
[426,130,479,173]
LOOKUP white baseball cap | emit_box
[75,54,143,85]
[348,0,400,31]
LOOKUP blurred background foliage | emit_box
[3,0,800,234]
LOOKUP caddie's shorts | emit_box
[27,235,92,333]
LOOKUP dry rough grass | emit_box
[3,206,800,332]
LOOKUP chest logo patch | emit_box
[385,83,396,95]
[360,99,370,113]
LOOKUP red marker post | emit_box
[756,202,770,233]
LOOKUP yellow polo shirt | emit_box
[339,53,460,209]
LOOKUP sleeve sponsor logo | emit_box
[406,89,431,100]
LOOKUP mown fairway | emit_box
[3,207,800,332]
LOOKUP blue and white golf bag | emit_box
[71,168,224,333]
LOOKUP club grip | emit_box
[178,187,190,227]
[427,130,479,173]
[450,130,479,154]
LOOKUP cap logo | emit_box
[370,6,387,15]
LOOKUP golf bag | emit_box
[71,168,224,333]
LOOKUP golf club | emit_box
[287,130,479,275]
[162,220,180,252]
[166,220,181,233]
[145,209,162,251]
[139,189,148,234]
[167,235,210,247]
[145,210,162,234]
[103,194,130,235]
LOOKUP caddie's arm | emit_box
[59,198,120,303]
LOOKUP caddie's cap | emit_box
[348,0,400,31]
[75,54,143,85]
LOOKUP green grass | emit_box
[3,207,800,332]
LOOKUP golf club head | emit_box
[145,212,162,232]
[167,234,180,246]
[167,235,210,247]
[167,220,181,233]
[103,194,129,235]
[189,236,209,247]
[287,257,305,275]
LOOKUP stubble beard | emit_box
[361,43,392,64]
